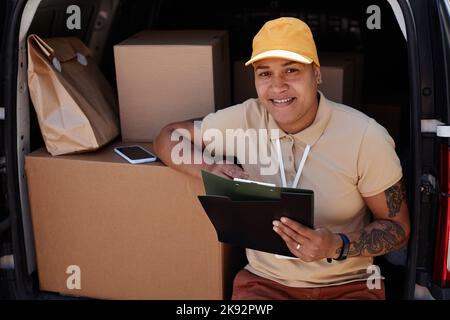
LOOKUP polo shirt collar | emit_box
[268,91,332,146]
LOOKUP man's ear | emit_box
[313,65,322,84]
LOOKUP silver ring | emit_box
[296,243,301,250]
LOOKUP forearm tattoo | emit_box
[385,180,407,218]
[346,220,406,257]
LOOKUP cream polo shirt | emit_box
[201,92,403,287]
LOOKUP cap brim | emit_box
[244,50,313,66]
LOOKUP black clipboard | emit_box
[198,171,314,257]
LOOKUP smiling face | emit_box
[253,58,321,134]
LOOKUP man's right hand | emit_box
[155,120,249,181]
[208,163,249,180]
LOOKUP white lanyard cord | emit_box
[276,138,310,188]
[292,144,310,188]
[275,138,287,188]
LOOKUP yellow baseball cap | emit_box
[245,17,320,67]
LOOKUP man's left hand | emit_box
[272,217,342,262]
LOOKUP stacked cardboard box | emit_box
[114,30,230,142]
[319,52,363,107]
[25,142,245,299]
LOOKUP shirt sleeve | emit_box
[357,119,403,197]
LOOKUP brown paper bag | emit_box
[27,34,120,156]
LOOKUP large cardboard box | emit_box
[114,30,230,142]
[319,52,363,107]
[25,142,245,299]
[318,60,354,106]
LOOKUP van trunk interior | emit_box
[19,0,412,299]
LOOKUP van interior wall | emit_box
[26,0,410,299]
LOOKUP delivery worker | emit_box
[154,17,410,300]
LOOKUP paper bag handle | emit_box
[28,34,54,60]
[28,34,67,72]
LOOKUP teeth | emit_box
[273,98,293,103]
